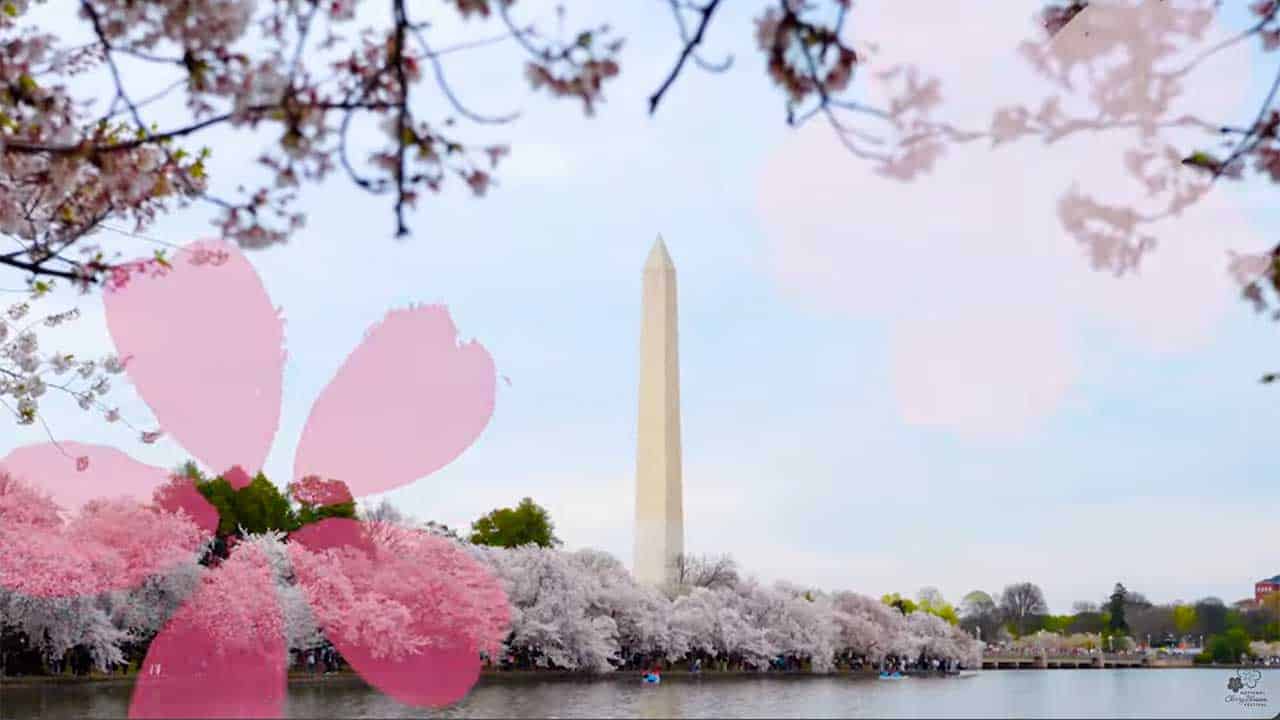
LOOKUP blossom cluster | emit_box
[1,487,978,677]
[287,475,354,507]
[0,0,622,278]
[0,498,508,676]
[0,291,128,431]
[1249,639,1280,658]
[0,472,208,672]
[754,0,858,109]
[469,544,981,672]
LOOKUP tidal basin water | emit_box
[4,670,1279,719]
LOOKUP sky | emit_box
[3,0,1279,615]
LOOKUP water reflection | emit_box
[3,670,1279,719]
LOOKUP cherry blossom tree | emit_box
[831,590,902,664]
[471,544,619,672]
[569,548,677,665]
[2,0,1278,437]
[286,475,353,508]
[1249,639,1280,658]
[3,510,986,680]
[0,0,899,431]
[0,0,876,280]
[0,591,131,672]
[904,610,970,664]
[471,543,984,673]
[289,519,509,664]
[106,562,205,645]
[236,531,324,655]
[1,292,133,435]
[760,584,839,672]
[668,586,719,661]
[0,471,208,672]
[0,473,207,600]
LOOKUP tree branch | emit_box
[413,28,520,125]
[649,0,723,115]
[392,0,411,237]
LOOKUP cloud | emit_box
[756,0,1266,438]
[738,497,1279,613]
[889,304,1079,439]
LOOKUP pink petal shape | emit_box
[104,239,284,476]
[335,636,481,708]
[289,519,509,707]
[289,516,374,556]
[288,476,354,506]
[1,442,176,514]
[223,465,253,490]
[129,543,286,719]
[293,306,495,497]
[151,475,221,535]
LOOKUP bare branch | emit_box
[413,28,521,125]
[392,0,411,238]
[649,0,724,115]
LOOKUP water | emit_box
[4,670,1279,719]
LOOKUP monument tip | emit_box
[645,234,674,270]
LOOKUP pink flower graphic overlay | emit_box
[0,239,509,718]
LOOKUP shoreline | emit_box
[3,665,1275,689]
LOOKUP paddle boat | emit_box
[642,672,661,684]
[877,671,907,680]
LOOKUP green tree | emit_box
[193,476,241,537]
[1193,598,1230,636]
[930,604,960,625]
[881,593,918,616]
[468,498,561,548]
[296,501,357,527]
[189,463,360,539]
[1067,611,1106,635]
[1173,605,1198,635]
[916,587,960,625]
[174,461,207,482]
[960,590,1003,642]
[1208,628,1251,663]
[194,470,299,537]
[1108,583,1130,635]
[1040,615,1073,634]
[235,472,299,535]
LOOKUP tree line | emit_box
[4,479,1273,678]
[1,483,980,677]
[954,581,1280,663]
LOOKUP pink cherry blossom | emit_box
[289,518,510,706]
[0,473,207,599]
[128,540,287,720]
[287,475,354,507]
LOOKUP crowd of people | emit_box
[294,644,344,675]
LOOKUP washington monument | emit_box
[634,235,684,587]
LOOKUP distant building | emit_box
[1256,574,1280,603]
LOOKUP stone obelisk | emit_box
[634,235,684,587]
